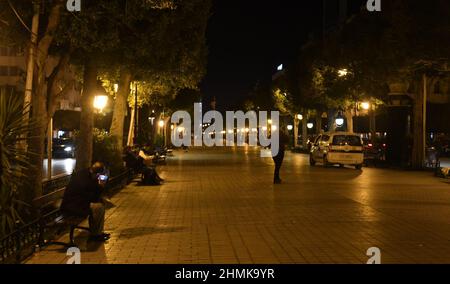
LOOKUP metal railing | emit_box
[42,174,72,195]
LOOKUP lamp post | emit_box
[294,114,303,147]
[338,68,348,77]
[335,112,345,130]
[159,119,165,147]
[93,95,108,113]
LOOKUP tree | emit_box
[0,0,82,200]
[294,0,450,167]
[107,0,210,151]
[337,0,450,168]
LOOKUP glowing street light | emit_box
[361,102,371,110]
[335,118,345,127]
[159,120,165,128]
[307,123,314,129]
[338,68,348,77]
[93,95,108,112]
[287,125,293,131]
[296,114,303,120]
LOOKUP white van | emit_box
[309,132,364,169]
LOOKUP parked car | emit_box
[52,138,75,158]
[309,132,364,169]
[363,139,387,162]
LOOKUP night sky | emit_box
[201,0,366,111]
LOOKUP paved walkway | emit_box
[26,148,450,264]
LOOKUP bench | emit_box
[33,188,90,248]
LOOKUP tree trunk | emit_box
[110,69,132,152]
[76,59,98,171]
[27,71,48,202]
[369,107,376,140]
[302,115,308,149]
[345,109,353,133]
[316,114,322,134]
[327,109,336,132]
[411,88,424,169]
[24,0,63,202]
[294,119,299,147]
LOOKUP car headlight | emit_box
[64,147,72,152]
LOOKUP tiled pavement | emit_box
[26,147,450,264]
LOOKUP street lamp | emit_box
[93,95,108,113]
[307,123,314,129]
[159,120,165,147]
[335,117,345,128]
[297,114,303,120]
[338,68,348,77]
[287,125,293,131]
[361,102,371,111]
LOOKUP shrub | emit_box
[91,128,125,177]
[0,88,32,237]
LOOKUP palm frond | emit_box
[0,87,36,237]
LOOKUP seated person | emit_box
[60,162,110,242]
[124,146,141,172]
[138,148,155,166]
[138,146,164,184]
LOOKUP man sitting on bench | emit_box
[60,162,111,242]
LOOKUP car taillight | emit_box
[368,143,373,147]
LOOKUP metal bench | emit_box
[33,188,90,248]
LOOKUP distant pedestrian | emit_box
[273,129,290,184]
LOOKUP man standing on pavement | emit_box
[273,128,290,184]
[60,161,110,242]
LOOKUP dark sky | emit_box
[200,0,323,111]
[201,0,366,111]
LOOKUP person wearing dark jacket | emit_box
[273,129,290,184]
[60,162,110,242]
